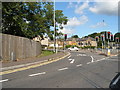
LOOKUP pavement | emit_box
[1,51,69,71]
[1,50,119,88]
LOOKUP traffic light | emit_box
[110,34,114,41]
[104,31,108,40]
[107,32,111,39]
[64,34,67,40]
[115,37,119,42]
[101,34,105,41]
[95,36,99,42]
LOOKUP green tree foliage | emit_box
[71,35,79,38]
[114,32,120,38]
[2,2,68,39]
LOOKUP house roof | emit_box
[77,37,95,41]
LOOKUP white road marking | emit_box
[82,54,87,56]
[90,56,94,62]
[69,59,72,61]
[29,72,46,77]
[70,59,75,63]
[86,55,119,64]
[87,62,92,64]
[58,67,68,71]
[76,64,82,67]
[68,55,71,58]
[0,79,9,83]
[77,54,87,56]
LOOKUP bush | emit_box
[65,45,72,48]
[80,46,96,49]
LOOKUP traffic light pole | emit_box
[107,39,111,56]
[102,42,104,53]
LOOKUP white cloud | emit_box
[90,21,107,28]
[67,2,74,8]
[89,0,118,16]
[67,15,88,26]
[59,15,88,34]
[59,28,75,35]
[75,2,89,14]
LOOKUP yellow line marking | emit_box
[0,53,70,75]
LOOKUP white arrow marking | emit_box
[70,59,75,63]
[69,59,72,61]
[29,72,46,77]
[68,55,71,58]
[0,79,9,83]
[58,67,68,71]
[76,64,82,67]
[90,56,94,62]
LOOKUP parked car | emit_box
[68,47,79,51]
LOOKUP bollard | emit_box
[107,49,111,56]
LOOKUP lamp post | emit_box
[53,0,57,53]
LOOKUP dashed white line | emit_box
[29,72,46,77]
[0,79,9,83]
[87,62,92,64]
[76,64,82,67]
[58,67,68,71]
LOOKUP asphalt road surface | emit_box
[1,51,119,88]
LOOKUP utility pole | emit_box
[54,0,57,53]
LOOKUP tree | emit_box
[71,35,79,38]
[2,2,68,39]
[114,32,120,38]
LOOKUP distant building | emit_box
[41,37,49,46]
[33,35,49,47]
[33,36,41,42]
[77,37,97,47]
[48,39,63,48]
[66,38,78,45]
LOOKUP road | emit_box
[1,51,119,88]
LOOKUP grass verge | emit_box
[37,50,54,57]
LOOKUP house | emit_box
[48,39,63,48]
[65,38,78,45]
[33,35,41,42]
[33,35,49,47]
[76,37,97,47]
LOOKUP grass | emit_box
[37,50,54,57]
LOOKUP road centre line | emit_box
[0,52,70,75]
[76,64,82,67]
[0,79,9,83]
[58,67,68,71]
[77,54,87,56]
[29,72,46,77]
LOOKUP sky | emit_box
[55,0,119,38]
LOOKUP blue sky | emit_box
[55,1,118,38]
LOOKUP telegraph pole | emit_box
[54,0,57,53]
